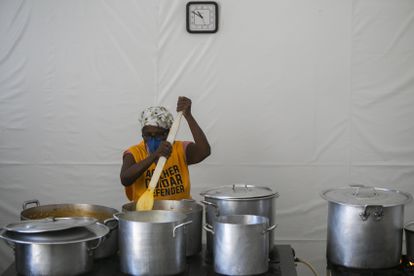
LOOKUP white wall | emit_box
[1,0,414,274]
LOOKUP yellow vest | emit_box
[124,141,191,201]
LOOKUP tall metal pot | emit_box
[122,199,202,256]
[114,211,192,276]
[321,185,412,269]
[200,184,278,255]
[0,223,109,276]
[204,215,276,275]
[20,199,119,259]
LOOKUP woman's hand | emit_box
[153,141,172,159]
[177,96,192,117]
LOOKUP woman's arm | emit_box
[120,142,172,186]
[177,97,211,165]
[120,153,156,187]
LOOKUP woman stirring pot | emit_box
[120,96,211,202]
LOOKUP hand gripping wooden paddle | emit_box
[136,111,184,211]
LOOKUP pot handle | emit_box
[262,224,277,234]
[173,220,192,238]
[88,236,106,252]
[360,205,384,221]
[22,199,40,210]
[181,199,195,203]
[103,217,118,232]
[203,224,215,235]
[350,185,377,198]
[232,183,249,190]
[350,184,366,188]
[112,212,123,221]
[200,200,220,216]
[232,184,280,198]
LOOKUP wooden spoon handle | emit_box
[147,111,183,190]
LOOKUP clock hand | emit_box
[196,11,204,19]
[192,11,203,19]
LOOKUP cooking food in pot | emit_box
[21,200,118,222]
[20,200,119,259]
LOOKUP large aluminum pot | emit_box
[114,211,192,276]
[200,184,279,255]
[122,199,202,256]
[321,185,412,269]
[204,215,276,275]
[404,221,414,261]
[20,199,119,259]
[0,222,109,276]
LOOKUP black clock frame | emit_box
[186,1,219,34]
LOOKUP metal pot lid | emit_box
[0,222,109,245]
[321,185,412,207]
[5,217,98,233]
[200,184,278,200]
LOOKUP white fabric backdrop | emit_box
[1,0,414,274]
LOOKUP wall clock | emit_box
[186,1,218,33]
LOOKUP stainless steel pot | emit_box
[0,222,109,276]
[200,184,278,255]
[405,221,414,261]
[122,199,202,256]
[321,185,412,269]
[20,199,119,259]
[204,215,275,275]
[114,211,192,276]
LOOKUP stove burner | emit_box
[327,256,414,276]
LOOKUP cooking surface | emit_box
[1,244,297,276]
[327,257,414,276]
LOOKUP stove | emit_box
[1,244,297,276]
[327,256,414,276]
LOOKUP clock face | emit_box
[186,2,218,33]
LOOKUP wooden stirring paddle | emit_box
[136,111,184,211]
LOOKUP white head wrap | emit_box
[139,106,174,129]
